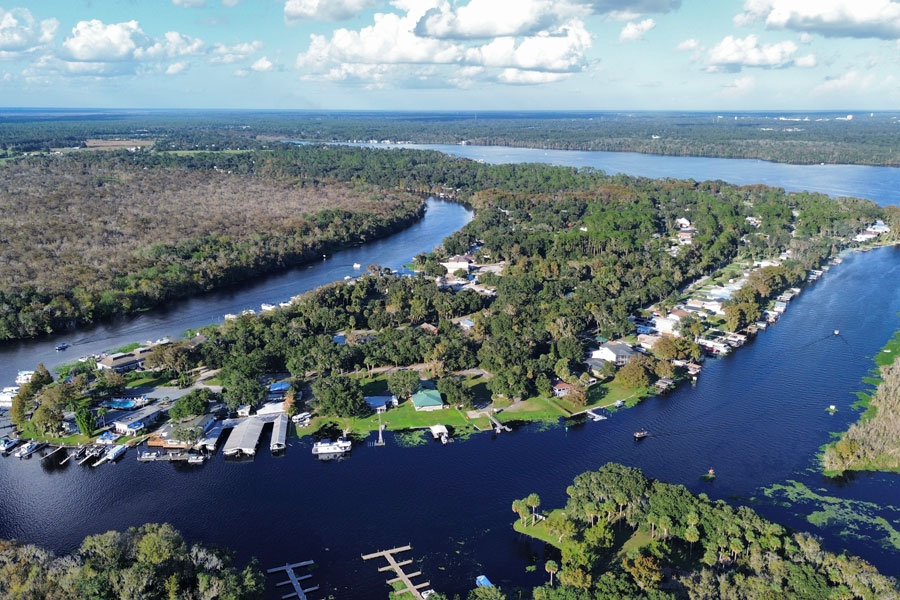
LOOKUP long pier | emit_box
[362,545,430,599]
[267,560,319,600]
[488,414,511,433]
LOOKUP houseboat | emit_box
[104,444,128,463]
[311,437,352,455]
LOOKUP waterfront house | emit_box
[97,347,155,373]
[637,334,661,350]
[653,317,679,336]
[440,254,475,274]
[552,382,572,398]
[584,357,609,377]
[112,405,162,436]
[591,341,636,366]
[411,381,445,412]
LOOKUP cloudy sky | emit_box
[2,0,899,109]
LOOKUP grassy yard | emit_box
[496,396,566,423]
[126,373,174,389]
[17,421,94,445]
[107,342,141,354]
[551,381,652,415]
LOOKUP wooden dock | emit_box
[137,451,194,462]
[488,414,511,433]
[40,446,65,462]
[362,545,430,599]
[267,560,319,600]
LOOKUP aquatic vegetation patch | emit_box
[760,480,900,552]
[394,430,428,447]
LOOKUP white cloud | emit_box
[62,20,147,62]
[721,75,755,96]
[298,11,462,67]
[497,67,572,84]
[233,68,249,77]
[735,0,900,40]
[0,7,59,56]
[813,70,877,94]
[285,0,376,22]
[134,31,204,60]
[165,61,189,74]
[463,21,592,71]
[794,53,816,67]
[676,38,698,51]
[172,0,206,6]
[251,56,273,71]
[619,18,655,41]
[210,40,262,63]
[222,0,242,5]
[799,32,813,43]
[707,34,804,71]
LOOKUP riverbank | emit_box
[823,329,900,475]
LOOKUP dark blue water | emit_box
[0,199,472,385]
[2,246,899,598]
[356,143,900,206]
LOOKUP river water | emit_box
[2,145,900,598]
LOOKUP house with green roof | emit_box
[411,380,445,412]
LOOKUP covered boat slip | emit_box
[270,414,288,453]
[222,418,266,457]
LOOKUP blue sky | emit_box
[1,0,899,109]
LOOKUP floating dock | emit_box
[270,414,288,453]
[267,560,319,600]
[362,545,430,599]
[223,418,265,457]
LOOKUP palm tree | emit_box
[685,525,700,558]
[545,560,558,587]
[96,407,108,428]
[525,493,541,525]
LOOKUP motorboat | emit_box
[187,454,205,465]
[104,444,127,462]
[633,429,650,440]
[15,371,34,385]
[353,262,361,269]
[55,342,70,351]
[1,437,22,453]
[311,437,352,455]
[14,441,44,458]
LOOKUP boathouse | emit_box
[222,418,265,457]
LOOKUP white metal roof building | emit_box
[222,418,265,457]
[270,414,288,453]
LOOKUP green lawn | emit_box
[106,342,141,354]
[126,373,174,388]
[513,509,579,555]
[17,421,94,445]
[497,396,566,423]
[552,381,652,414]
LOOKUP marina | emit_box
[222,417,266,457]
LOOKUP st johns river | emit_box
[1,145,900,598]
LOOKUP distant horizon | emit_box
[1,107,897,115]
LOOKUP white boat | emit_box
[241,309,256,317]
[187,454,205,465]
[353,262,361,269]
[224,313,237,321]
[311,437,352,455]
[104,444,127,463]
[14,441,44,458]
[15,371,34,385]
[261,303,276,312]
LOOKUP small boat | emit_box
[15,370,34,385]
[1,437,21,453]
[104,444,127,463]
[55,342,69,351]
[344,275,352,280]
[633,429,649,440]
[240,309,256,317]
[311,437,352,455]
[14,441,44,458]
[834,329,840,336]
[224,313,237,321]
[260,303,276,312]
[475,575,494,588]
[353,262,361,269]
[187,454,205,465]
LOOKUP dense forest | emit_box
[4,110,900,165]
[0,151,423,340]
[824,334,900,474]
[510,463,899,600]
[0,523,264,600]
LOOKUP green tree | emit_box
[437,376,474,409]
[312,375,368,418]
[169,389,213,420]
[545,559,559,587]
[388,369,421,399]
[525,493,541,525]
[468,586,506,600]
[75,407,97,436]
[224,374,265,411]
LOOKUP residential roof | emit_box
[600,341,636,357]
[268,381,291,393]
[411,388,444,409]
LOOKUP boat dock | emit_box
[138,451,193,462]
[40,446,65,462]
[267,560,319,600]
[362,545,430,599]
[488,414,511,433]
[223,417,265,457]
[199,422,225,451]
[270,414,288,453]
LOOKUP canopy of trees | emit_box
[0,523,264,600]
[521,463,899,600]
